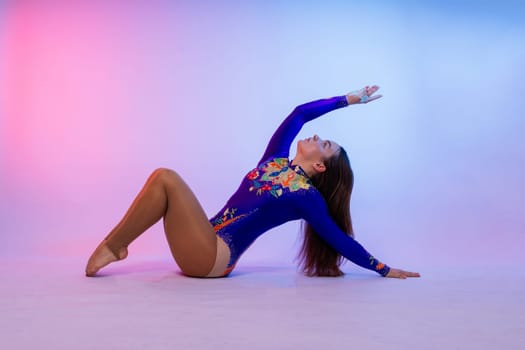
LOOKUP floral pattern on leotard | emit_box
[211,208,245,232]
[248,158,311,198]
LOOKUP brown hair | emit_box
[297,147,354,277]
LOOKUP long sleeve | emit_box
[296,189,391,276]
[257,95,349,166]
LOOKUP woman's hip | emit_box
[205,235,234,278]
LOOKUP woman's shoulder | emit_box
[256,156,289,168]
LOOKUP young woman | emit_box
[86,85,420,279]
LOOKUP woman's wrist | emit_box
[345,94,361,105]
[381,265,391,277]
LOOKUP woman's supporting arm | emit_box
[297,190,391,276]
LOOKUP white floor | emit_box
[1,258,523,350]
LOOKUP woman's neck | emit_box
[291,157,315,178]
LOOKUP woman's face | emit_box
[297,134,340,163]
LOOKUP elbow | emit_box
[291,104,309,120]
[293,105,305,114]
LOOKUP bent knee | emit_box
[151,167,182,185]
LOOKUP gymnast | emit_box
[86,85,420,279]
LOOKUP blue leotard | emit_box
[208,95,390,277]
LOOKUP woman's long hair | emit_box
[297,147,354,277]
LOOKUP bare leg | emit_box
[85,168,217,277]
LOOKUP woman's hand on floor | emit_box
[385,268,421,279]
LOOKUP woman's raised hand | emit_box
[346,85,383,105]
[385,267,421,279]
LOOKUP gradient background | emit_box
[1,0,523,272]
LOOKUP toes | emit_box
[85,266,98,277]
[85,258,101,277]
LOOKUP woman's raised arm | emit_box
[257,85,382,165]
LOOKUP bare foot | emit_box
[85,240,128,277]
